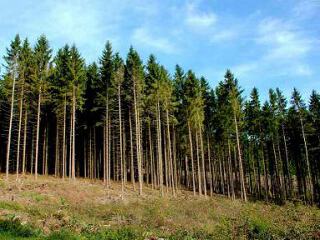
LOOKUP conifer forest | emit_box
[1,34,320,207]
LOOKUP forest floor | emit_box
[0,174,319,239]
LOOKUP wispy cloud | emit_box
[0,0,319,98]
[46,1,105,43]
[210,29,238,43]
[185,1,217,29]
[233,63,258,78]
[293,0,320,19]
[132,27,178,54]
[256,18,314,61]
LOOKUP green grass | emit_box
[0,174,319,239]
[0,217,319,240]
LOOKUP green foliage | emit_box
[47,229,81,240]
[0,219,39,238]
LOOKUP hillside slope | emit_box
[0,174,319,239]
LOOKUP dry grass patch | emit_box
[0,174,319,239]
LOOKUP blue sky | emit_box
[0,0,319,100]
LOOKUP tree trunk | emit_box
[157,101,164,196]
[207,136,213,196]
[22,108,28,175]
[42,126,47,175]
[62,96,67,179]
[188,122,196,196]
[129,111,135,190]
[69,109,72,178]
[172,127,178,192]
[199,126,206,196]
[234,113,247,202]
[118,83,124,198]
[16,91,24,178]
[148,121,154,189]
[281,125,291,198]
[104,99,109,186]
[72,86,76,179]
[55,123,59,177]
[299,114,313,203]
[195,129,202,195]
[133,83,143,195]
[34,90,41,180]
[165,109,175,196]
[6,71,16,179]
[228,139,235,200]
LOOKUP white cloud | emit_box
[132,27,177,54]
[293,0,320,19]
[233,63,258,77]
[294,64,313,76]
[210,29,238,43]
[185,1,217,29]
[47,1,103,43]
[256,18,314,60]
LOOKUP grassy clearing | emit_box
[0,174,319,239]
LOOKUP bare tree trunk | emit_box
[234,113,247,202]
[228,139,235,200]
[299,114,314,203]
[62,97,66,179]
[299,115,313,203]
[104,99,109,186]
[165,110,175,196]
[199,126,206,196]
[281,125,292,197]
[188,122,196,196]
[22,109,28,175]
[272,141,282,200]
[72,87,76,179]
[55,123,59,177]
[45,128,48,175]
[89,128,92,179]
[133,83,143,194]
[118,84,124,198]
[157,101,164,196]
[163,128,169,193]
[148,122,154,189]
[185,155,189,188]
[207,135,213,196]
[69,109,72,179]
[31,127,35,175]
[35,89,41,180]
[129,111,135,190]
[108,122,111,185]
[6,71,16,179]
[123,124,127,185]
[172,127,178,192]
[195,129,202,196]
[16,91,24,178]
[103,124,106,183]
[84,137,87,178]
[42,126,47,175]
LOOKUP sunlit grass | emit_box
[0,174,319,239]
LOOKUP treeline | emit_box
[0,34,319,205]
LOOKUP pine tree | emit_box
[111,53,125,197]
[245,87,262,198]
[98,41,113,186]
[52,45,71,179]
[68,45,86,179]
[3,34,21,179]
[32,35,52,179]
[291,88,313,202]
[16,38,33,177]
[125,47,144,195]
[276,88,292,198]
